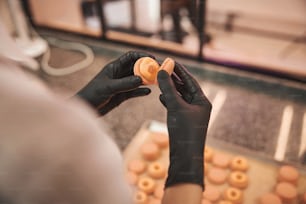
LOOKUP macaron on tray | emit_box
[123,121,306,204]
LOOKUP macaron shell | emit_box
[275,182,297,201]
[258,193,282,204]
[134,57,159,85]
[160,58,175,75]
[277,165,299,184]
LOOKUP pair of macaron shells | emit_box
[127,155,167,195]
[202,186,243,204]
[258,165,301,204]
[132,172,165,204]
[140,132,169,161]
[206,167,248,189]
[128,132,169,204]
[134,57,175,85]
[129,160,166,204]
[203,147,249,204]
[258,184,296,204]
[205,147,249,171]
[134,190,162,204]
[128,160,166,180]
[205,147,249,189]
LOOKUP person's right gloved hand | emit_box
[157,63,212,190]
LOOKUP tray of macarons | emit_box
[123,120,306,204]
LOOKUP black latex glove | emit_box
[77,51,153,115]
[157,63,212,189]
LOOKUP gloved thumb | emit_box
[157,70,183,108]
[110,76,142,93]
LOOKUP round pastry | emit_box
[148,162,167,179]
[228,171,248,189]
[154,184,164,199]
[134,57,175,85]
[277,165,299,184]
[203,185,221,202]
[134,57,160,84]
[212,153,231,168]
[202,199,212,204]
[204,147,214,162]
[151,132,169,148]
[128,159,147,174]
[159,57,175,75]
[126,171,139,185]
[138,177,156,194]
[275,182,297,202]
[141,142,160,161]
[258,193,282,204]
[134,191,148,204]
[207,167,228,185]
[223,187,243,204]
[230,156,249,172]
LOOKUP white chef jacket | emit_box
[0,58,132,204]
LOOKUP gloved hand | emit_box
[77,51,153,115]
[157,63,212,189]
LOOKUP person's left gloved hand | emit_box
[157,63,212,190]
[77,51,153,115]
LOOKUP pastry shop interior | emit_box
[0,0,305,203]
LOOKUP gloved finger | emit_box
[174,62,199,93]
[171,74,186,95]
[118,51,156,65]
[174,63,207,103]
[171,72,182,84]
[171,71,196,103]
[114,51,156,77]
[110,76,142,93]
[171,74,194,103]
[99,88,151,115]
[123,87,151,98]
[157,70,184,108]
[159,94,167,108]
